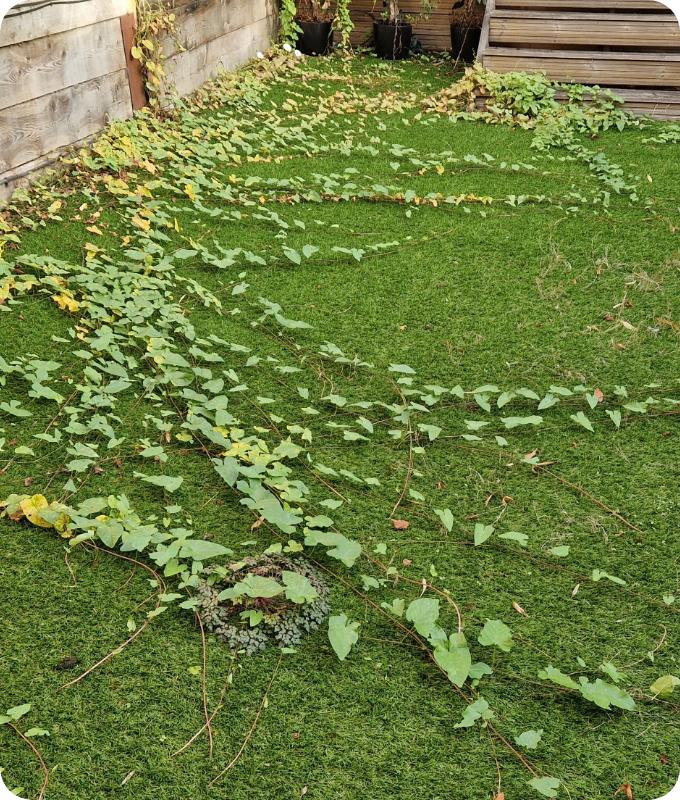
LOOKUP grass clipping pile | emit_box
[196,555,330,655]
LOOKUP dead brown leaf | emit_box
[614,783,633,800]
[392,519,410,530]
[512,601,528,618]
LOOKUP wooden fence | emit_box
[349,0,454,50]
[0,0,277,201]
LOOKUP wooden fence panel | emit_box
[0,17,128,111]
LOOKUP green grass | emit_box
[0,55,679,800]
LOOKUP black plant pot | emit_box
[451,23,482,62]
[296,19,333,55]
[374,21,413,60]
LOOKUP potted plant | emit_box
[450,0,486,63]
[280,0,354,56]
[373,0,434,61]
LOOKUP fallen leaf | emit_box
[614,783,633,800]
[512,601,528,618]
[594,388,604,403]
[392,519,409,530]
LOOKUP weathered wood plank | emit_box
[490,13,680,47]
[164,14,275,97]
[163,0,273,55]
[475,86,680,119]
[483,47,680,85]
[0,68,133,175]
[0,17,127,111]
[0,0,133,47]
[494,0,670,10]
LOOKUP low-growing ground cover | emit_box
[0,53,678,800]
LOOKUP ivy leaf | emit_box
[529,776,560,798]
[434,508,454,532]
[474,523,494,546]
[515,729,543,749]
[502,415,543,429]
[282,571,319,604]
[453,697,493,728]
[0,400,32,418]
[591,569,626,586]
[433,633,471,687]
[418,423,442,441]
[497,391,516,408]
[537,393,559,410]
[578,677,635,711]
[6,704,31,721]
[548,545,570,557]
[570,411,594,432]
[179,539,231,562]
[25,727,50,737]
[405,597,440,638]
[134,472,183,493]
[499,530,528,547]
[649,674,679,697]
[381,598,405,617]
[328,614,360,661]
[388,363,416,374]
[283,247,301,265]
[606,409,622,429]
[538,666,579,690]
[478,619,513,652]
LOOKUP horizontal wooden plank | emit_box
[0,0,133,47]
[482,47,680,85]
[163,0,272,55]
[490,14,680,47]
[494,0,671,9]
[0,17,127,111]
[0,68,133,176]
[164,14,275,97]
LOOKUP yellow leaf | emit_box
[184,184,197,202]
[52,292,81,313]
[131,215,151,231]
[19,495,52,528]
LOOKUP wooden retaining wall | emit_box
[0,0,277,201]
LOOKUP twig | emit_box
[172,671,233,757]
[60,544,166,689]
[208,653,282,787]
[196,612,214,758]
[63,548,77,587]
[535,465,643,533]
[7,722,49,800]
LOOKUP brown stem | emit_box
[195,612,214,758]
[60,544,166,689]
[208,653,282,786]
[7,722,49,800]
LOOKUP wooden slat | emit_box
[0,17,127,111]
[490,12,680,47]
[0,0,133,47]
[483,46,680,85]
[476,86,680,118]
[494,0,670,10]
[164,15,275,97]
[162,0,273,55]
[349,0,454,50]
[0,69,133,176]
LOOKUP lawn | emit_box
[0,53,679,800]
